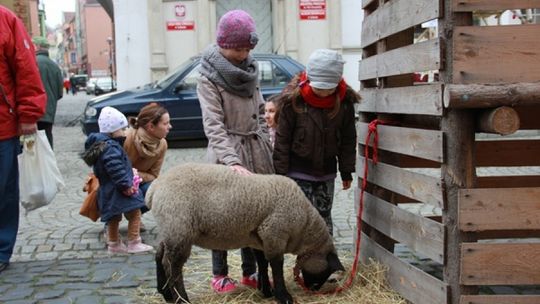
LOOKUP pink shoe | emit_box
[107,241,127,253]
[211,275,238,294]
[127,237,153,253]
[240,273,258,289]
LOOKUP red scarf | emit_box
[298,72,347,109]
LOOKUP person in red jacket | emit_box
[0,5,46,274]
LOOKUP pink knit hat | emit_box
[216,10,258,49]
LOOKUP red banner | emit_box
[299,0,326,20]
[166,21,195,31]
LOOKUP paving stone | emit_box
[33,289,65,300]
[103,295,132,304]
[72,295,103,304]
[1,285,35,301]
[34,276,63,286]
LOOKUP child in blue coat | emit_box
[83,106,153,254]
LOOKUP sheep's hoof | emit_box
[275,292,294,304]
[260,286,273,298]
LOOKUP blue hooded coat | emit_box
[83,133,145,222]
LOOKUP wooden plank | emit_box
[361,232,448,304]
[357,158,444,208]
[459,187,540,231]
[359,39,441,81]
[361,39,441,80]
[358,85,444,116]
[461,243,540,285]
[477,176,540,188]
[363,192,444,263]
[362,0,376,9]
[453,25,540,84]
[476,140,540,167]
[361,0,441,48]
[461,295,540,304]
[454,0,540,11]
[358,123,443,162]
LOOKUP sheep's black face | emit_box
[300,251,345,291]
[301,268,332,291]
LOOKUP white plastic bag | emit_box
[18,130,65,211]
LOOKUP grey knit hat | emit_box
[306,49,345,90]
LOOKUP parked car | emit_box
[81,54,304,141]
[70,74,88,92]
[94,77,116,95]
[85,78,98,95]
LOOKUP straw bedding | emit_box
[135,249,405,304]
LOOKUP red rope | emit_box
[293,119,385,295]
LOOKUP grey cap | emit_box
[306,49,345,90]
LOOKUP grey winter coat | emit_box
[197,75,274,174]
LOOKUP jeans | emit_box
[0,137,20,263]
[212,248,256,277]
[293,178,335,235]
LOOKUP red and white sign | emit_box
[299,0,326,20]
[167,20,195,31]
[175,4,186,18]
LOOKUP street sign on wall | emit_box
[299,0,326,20]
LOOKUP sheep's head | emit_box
[300,251,345,290]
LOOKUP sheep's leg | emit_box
[252,249,273,298]
[268,255,294,304]
[156,241,174,302]
[161,240,192,303]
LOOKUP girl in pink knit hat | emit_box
[197,9,274,295]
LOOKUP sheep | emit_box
[147,163,345,304]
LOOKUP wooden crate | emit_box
[358,1,540,304]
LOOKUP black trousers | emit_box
[37,121,53,150]
[212,248,256,277]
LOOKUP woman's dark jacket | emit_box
[273,80,358,181]
[83,133,145,222]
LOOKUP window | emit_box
[181,64,201,90]
[258,60,290,88]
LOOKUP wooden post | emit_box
[439,1,478,303]
[444,83,540,109]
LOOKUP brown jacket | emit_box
[197,76,274,174]
[123,128,167,182]
[273,86,358,181]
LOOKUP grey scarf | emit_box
[199,44,258,97]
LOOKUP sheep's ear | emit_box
[327,252,345,272]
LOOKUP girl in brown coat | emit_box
[273,49,360,236]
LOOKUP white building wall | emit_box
[114,0,151,90]
[162,1,200,71]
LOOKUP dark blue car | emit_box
[81,54,304,140]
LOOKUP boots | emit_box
[127,237,153,253]
[107,240,127,253]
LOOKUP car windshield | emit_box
[155,60,193,89]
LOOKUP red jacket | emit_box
[0,6,46,140]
